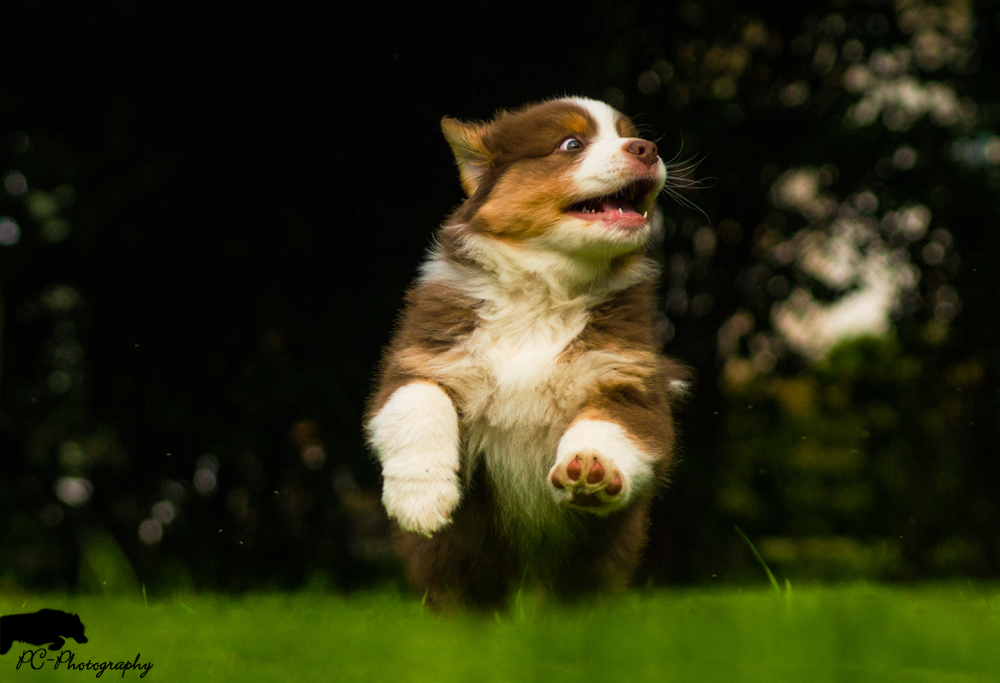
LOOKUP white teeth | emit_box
[617,208,623,214]
[643,211,648,218]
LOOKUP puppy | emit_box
[366,97,687,608]
[0,608,88,655]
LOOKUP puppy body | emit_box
[366,97,686,608]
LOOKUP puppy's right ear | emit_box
[441,117,491,198]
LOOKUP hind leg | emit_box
[548,503,651,599]
[393,483,518,610]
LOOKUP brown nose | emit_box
[624,139,658,167]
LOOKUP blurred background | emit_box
[1,0,998,595]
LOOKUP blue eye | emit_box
[559,137,583,151]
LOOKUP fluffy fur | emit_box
[367,381,461,537]
[366,97,687,609]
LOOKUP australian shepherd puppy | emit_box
[365,97,687,609]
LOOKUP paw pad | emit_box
[548,451,626,510]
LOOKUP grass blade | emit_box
[734,525,781,595]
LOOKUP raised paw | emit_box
[547,451,626,512]
[382,473,460,538]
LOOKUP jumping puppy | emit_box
[366,97,687,608]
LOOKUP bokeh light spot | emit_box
[0,217,20,246]
[27,191,59,220]
[42,218,71,243]
[922,242,945,265]
[152,500,176,525]
[194,468,217,496]
[55,477,92,506]
[693,226,717,257]
[302,444,326,470]
[666,287,689,315]
[59,441,86,470]
[780,81,810,107]
[42,286,80,312]
[842,40,865,63]
[4,171,27,196]
[637,70,661,95]
[893,145,918,170]
[139,519,163,545]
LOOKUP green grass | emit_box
[2,584,998,682]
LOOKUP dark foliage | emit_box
[1,0,998,592]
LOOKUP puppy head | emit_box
[441,97,666,264]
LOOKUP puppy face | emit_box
[442,98,666,262]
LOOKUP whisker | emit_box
[666,172,710,183]
[667,161,704,175]
[665,147,687,165]
[666,156,711,177]
[661,186,711,224]
[666,178,713,189]
[653,138,713,222]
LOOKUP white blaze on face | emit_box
[569,98,647,197]
[535,98,666,261]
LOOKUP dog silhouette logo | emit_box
[0,609,88,655]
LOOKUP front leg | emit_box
[548,419,655,513]
[366,381,461,537]
[548,385,674,514]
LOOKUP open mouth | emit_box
[565,178,657,227]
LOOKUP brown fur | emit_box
[574,279,690,467]
[445,100,599,238]
[364,282,479,421]
[392,465,654,610]
[367,98,687,609]
[614,113,640,139]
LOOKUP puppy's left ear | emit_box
[441,117,491,198]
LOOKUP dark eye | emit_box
[558,137,583,151]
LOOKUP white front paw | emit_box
[549,418,655,513]
[382,472,460,537]
[367,381,462,538]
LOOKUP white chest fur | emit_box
[458,297,593,536]
[412,243,656,535]
[462,293,590,429]
[416,275,624,534]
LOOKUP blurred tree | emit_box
[721,335,983,580]
[593,0,1000,581]
[0,129,96,588]
[2,0,998,592]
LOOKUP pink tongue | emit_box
[600,198,638,214]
